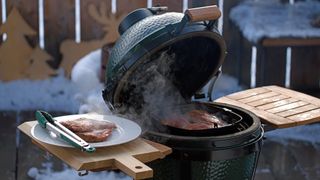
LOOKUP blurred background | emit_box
[0,0,319,179]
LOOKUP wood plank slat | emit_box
[266,101,309,114]
[287,109,320,126]
[44,0,75,68]
[262,38,320,47]
[0,0,2,44]
[257,98,299,110]
[264,86,320,106]
[117,0,147,15]
[143,139,172,157]
[215,97,297,128]
[227,87,270,100]
[276,104,319,118]
[247,95,289,107]
[290,46,320,90]
[153,0,183,12]
[222,0,252,84]
[216,86,320,128]
[0,111,17,180]
[80,0,111,41]
[255,46,287,87]
[188,0,217,8]
[239,91,279,104]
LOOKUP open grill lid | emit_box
[103,5,226,111]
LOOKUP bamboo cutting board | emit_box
[216,85,320,128]
[18,121,171,180]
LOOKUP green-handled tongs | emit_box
[35,110,96,153]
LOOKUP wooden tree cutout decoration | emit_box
[0,7,56,81]
[24,46,57,80]
[59,2,125,78]
[0,7,36,81]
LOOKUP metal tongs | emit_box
[35,110,96,153]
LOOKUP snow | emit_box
[230,0,320,43]
[266,123,320,145]
[0,69,79,112]
[0,49,110,114]
[211,73,244,100]
[27,163,132,180]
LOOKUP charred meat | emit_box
[60,118,116,142]
[161,110,227,130]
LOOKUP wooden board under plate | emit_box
[18,121,171,180]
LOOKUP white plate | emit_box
[31,114,141,148]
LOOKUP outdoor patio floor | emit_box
[1,111,319,180]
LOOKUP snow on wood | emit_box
[229,0,320,43]
[0,70,79,112]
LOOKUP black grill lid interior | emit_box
[113,35,224,113]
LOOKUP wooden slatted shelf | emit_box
[215,86,320,128]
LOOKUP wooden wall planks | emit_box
[290,46,320,91]
[255,46,287,87]
[117,0,147,14]
[80,0,112,41]
[0,112,17,180]
[221,0,252,86]
[153,0,183,12]
[188,0,217,8]
[0,0,319,93]
[44,0,75,68]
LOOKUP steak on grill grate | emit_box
[161,109,228,130]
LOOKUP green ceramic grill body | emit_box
[102,6,264,180]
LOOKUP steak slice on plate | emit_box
[60,118,116,142]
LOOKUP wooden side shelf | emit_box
[216,86,320,128]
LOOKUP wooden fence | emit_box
[222,0,320,95]
[1,0,319,94]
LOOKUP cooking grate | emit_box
[149,104,248,137]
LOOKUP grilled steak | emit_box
[60,118,116,142]
[76,129,114,142]
[187,110,226,127]
[161,110,227,130]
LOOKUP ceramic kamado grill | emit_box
[102,5,320,180]
[101,5,264,180]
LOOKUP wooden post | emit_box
[188,0,218,8]
[255,46,287,87]
[80,0,112,41]
[221,0,253,87]
[117,0,148,14]
[0,111,17,180]
[290,46,320,92]
[44,0,75,68]
[153,0,183,12]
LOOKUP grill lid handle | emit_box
[173,5,221,35]
[185,5,221,22]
